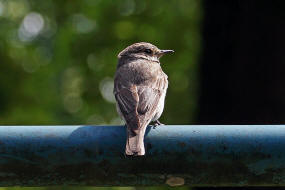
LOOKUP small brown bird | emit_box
[113,42,174,156]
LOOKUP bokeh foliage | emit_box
[0,0,201,189]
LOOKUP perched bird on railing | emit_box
[113,42,174,156]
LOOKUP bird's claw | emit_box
[152,120,164,129]
[154,120,164,125]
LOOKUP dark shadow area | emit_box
[198,0,285,124]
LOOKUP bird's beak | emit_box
[157,49,174,58]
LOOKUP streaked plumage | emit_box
[113,42,173,156]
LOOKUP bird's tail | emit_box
[125,126,147,156]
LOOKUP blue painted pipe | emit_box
[0,125,285,186]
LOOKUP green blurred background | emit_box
[0,0,201,125]
[0,0,201,189]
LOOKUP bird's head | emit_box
[118,42,174,63]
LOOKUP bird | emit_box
[113,42,174,156]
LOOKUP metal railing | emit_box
[0,125,284,186]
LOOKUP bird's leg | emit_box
[152,120,164,129]
[154,120,164,126]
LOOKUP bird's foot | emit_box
[152,120,164,129]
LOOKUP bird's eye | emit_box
[144,49,152,54]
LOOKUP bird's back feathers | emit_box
[114,53,168,156]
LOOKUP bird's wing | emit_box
[114,78,164,135]
[114,84,140,133]
[137,76,166,116]
[137,86,161,116]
